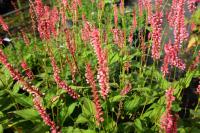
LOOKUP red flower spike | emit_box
[50,56,80,99]
[160,88,177,133]
[90,28,110,99]
[85,64,104,125]
[33,96,58,133]
[0,16,9,32]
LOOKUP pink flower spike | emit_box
[85,64,104,125]
[113,4,118,28]
[33,96,58,133]
[150,11,163,60]
[160,88,177,133]
[50,56,80,99]
[161,42,185,77]
[120,83,132,96]
[90,28,110,99]
[0,16,9,32]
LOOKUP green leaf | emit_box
[75,114,89,124]
[60,102,77,125]
[81,98,95,117]
[109,53,119,65]
[124,95,142,112]
[103,116,117,132]
[172,102,181,112]
[109,95,122,103]
[14,94,33,107]
[0,124,3,133]
[12,108,39,121]
[134,119,143,132]
[12,82,21,94]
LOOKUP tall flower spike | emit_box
[161,41,185,77]
[0,16,9,32]
[150,6,163,60]
[0,49,41,96]
[174,0,188,49]
[33,96,58,133]
[113,4,118,28]
[128,8,137,44]
[90,28,110,99]
[85,64,104,125]
[50,55,80,99]
[160,88,177,133]
[112,28,125,48]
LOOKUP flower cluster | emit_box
[160,88,177,133]
[85,64,104,125]
[161,42,185,77]
[90,28,110,99]
[50,56,80,99]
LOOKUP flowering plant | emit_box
[0,0,199,132]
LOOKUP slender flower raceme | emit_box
[20,29,30,46]
[119,0,124,15]
[50,55,80,99]
[160,88,177,133]
[174,0,188,49]
[167,0,188,49]
[35,0,44,18]
[0,49,41,96]
[150,11,163,60]
[113,4,118,28]
[65,29,76,56]
[112,28,125,48]
[161,42,185,77]
[90,28,110,99]
[33,96,58,133]
[85,64,104,125]
[0,49,58,132]
[138,0,144,16]
[29,1,36,32]
[0,16,9,32]
[34,0,59,40]
[81,21,92,43]
[128,9,137,44]
[120,83,132,96]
